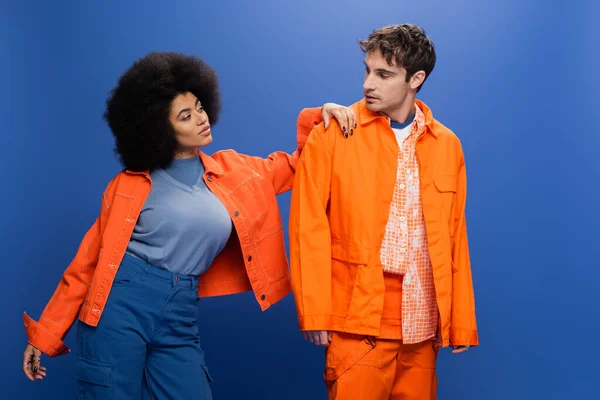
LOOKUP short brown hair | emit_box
[359,24,436,92]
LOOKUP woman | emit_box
[21,52,356,399]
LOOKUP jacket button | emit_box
[234,210,240,216]
[261,294,266,300]
[247,255,252,262]
[207,175,212,182]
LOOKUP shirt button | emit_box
[175,277,180,282]
[261,294,266,300]
[207,175,212,182]
[247,255,252,262]
[399,184,405,189]
[234,210,240,216]
[400,248,407,253]
[399,217,405,222]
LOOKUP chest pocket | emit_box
[433,174,457,212]
[433,174,457,193]
[432,174,457,234]
[229,172,269,226]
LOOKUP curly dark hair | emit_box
[359,24,436,92]
[104,52,221,171]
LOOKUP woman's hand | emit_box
[322,103,357,137]
[23,343,47,381]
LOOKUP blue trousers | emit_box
[75,254,213,399]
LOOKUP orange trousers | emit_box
[324,274,439,400]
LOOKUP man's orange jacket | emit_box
[289,99,478,347]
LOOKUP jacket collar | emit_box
[124,149,224,177]
[357,98,438,138]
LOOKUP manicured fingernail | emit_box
[350,129,353,135]
[33,366,38,373]
[344,132,348,138]
[354,123,357,128]
[343,126,346,131]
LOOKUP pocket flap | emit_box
[325,336,376,383]
[331,240,370,265]
[433,174,457,193]
[76,357,112,387]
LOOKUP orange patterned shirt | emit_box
[380,104,438,344]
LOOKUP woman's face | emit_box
[169,92,213,152]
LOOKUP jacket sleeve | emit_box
[450,153,479,347]
[289,109,335,331]
[22,180,115,357]
[240,107,324,195]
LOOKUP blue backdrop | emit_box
[2,0,598,399]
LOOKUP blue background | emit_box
[2,0,598,398]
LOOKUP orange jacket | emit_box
[24,131,311,358]
[289,99,478,348]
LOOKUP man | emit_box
[289,24,478,399]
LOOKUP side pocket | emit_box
[330,240,369,318]
[324,334,377,387]
[254,227,288,283]
[76,357,112,399]
[111,266,141,286]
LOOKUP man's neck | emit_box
[385,98,417,123]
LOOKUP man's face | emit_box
[363,50,412,119]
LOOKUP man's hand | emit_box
[303,330,332,346]
[452,345,470,354]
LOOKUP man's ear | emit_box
[409,70,426,90]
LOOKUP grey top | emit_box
[126,156,233,276]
